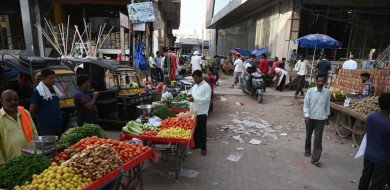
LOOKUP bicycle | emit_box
[284,74,308,90]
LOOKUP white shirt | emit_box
[294,60,308,76]
[149,56,156,68]
[191,55,202,72]
[303,87,330,120]
[275,68,290,86]
[342,59,358,69]
[233,59,243,72]
[189,80,211,116]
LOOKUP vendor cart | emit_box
[82,148,157,190]
[330,102,367,147]
[119,108,196,180]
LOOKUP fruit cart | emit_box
[330,102,367,147]
[120,109,196,180]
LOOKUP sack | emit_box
[354,134,367,159]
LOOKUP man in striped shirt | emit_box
[360,72,375,97]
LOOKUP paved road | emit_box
[105,74,363,190]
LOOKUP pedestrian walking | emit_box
[154,51,163,82]
[187,70,211,156]
[191,51,202,72]
[230,54,243,88]
[206,67,216,113]
[303,74,330,167]
[358,93,390,190]
[0,90,38,164]
[212,55,220,86]
[315,54,331,80]
[149,52,157,80]
[74,74,99,126]
[294,55,308,98]
[30,69,62,137]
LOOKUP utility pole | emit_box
[201,18,204,56]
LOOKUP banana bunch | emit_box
[157,128,191,138]
[329,87,346,99]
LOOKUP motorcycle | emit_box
[240,72,264,103]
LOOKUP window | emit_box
[54,74,77,99]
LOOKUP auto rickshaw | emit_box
[1,54,77,130]
[64,58,151,126]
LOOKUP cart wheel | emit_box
[336,112,352,138]
[352,120,366,147]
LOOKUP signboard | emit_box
[133,23,146,31]
[119,12,129,29]
[127,2,156,24]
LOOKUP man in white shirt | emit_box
[187,70,211,156]
[149,52,157,81]
[342,55,358,70]
[230,54,243,88]
[294,55,308,98]
[191,51,202,72]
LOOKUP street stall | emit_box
[0,124,157,190]
[120,106,196,180]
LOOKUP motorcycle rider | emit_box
[244,54,260,91]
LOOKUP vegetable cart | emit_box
[82,148,157,190]
[120,109,196,180]
[330,102,367,147]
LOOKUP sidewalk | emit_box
[214,74,302,98]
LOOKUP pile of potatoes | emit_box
[348,96,380,115]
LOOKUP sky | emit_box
[173,0,206,35]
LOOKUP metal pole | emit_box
[309,34,318,85]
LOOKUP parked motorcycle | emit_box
[240,72,264,103]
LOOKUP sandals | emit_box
[311,160,321,167]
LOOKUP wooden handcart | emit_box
[330,102,367,147]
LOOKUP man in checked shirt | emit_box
[360,73,375,97]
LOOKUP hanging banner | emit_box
[127,2,156,24]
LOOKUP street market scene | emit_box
[0,0,390,190]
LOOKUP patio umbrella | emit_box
[251,47,268,57]
[294,33,341,84]
[235,48,251,56]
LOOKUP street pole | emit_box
[201,18,204,56]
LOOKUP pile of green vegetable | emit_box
[152,106,176,120]
[122,121,160,135]
[0,154,51,189]
[173,92,188,102]
[57,123,105,151]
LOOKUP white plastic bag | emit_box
[148,116,161,127]
[161,91,173,101]
[354,134,367,159]
[226,152,243,162]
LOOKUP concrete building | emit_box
[206,0,390,60]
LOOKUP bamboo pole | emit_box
[96,26,114,55]
[65,15,70,56]
[75,25,88,58]
[35,24,63,56]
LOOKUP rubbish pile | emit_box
[221,117,275,137]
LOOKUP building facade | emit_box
[206,0,390,61]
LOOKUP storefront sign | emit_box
[133,23,146,31]
[127,2,155,24]
[119,12,129,29]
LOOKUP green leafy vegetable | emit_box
[0,154,51,189]
[152,106,176,120]
[57,123,104,151]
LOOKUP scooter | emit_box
[240,72,264,103]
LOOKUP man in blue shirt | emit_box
[289,49,298,69]
[315,54,331,79]
[73,74,99,126]
[303,74,330,167]
[358,93,390,190]
[30,69,62,137]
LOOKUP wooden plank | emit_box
[330,102,367,121]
